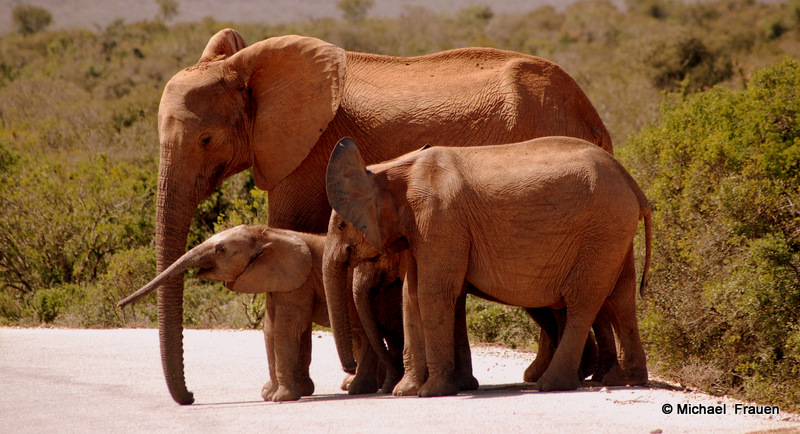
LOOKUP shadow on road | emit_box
[190,380,687,406]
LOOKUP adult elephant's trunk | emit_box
[322,247,357,375]
[154,171,197,405]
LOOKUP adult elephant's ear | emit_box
[199,28,247,62]
[326,138,383,252]
[231,35,347,191]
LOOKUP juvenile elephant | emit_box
[337,251,479,392]
[324,137,652,396]
[340,247,604,388]
[118,225,406,401]
[153,27,613,404]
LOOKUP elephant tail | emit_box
[639,200,652,298]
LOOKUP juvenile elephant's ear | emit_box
[199,28,247,63]
[231,229,313,294]
[326,138,383,252]
[231,35,346,191]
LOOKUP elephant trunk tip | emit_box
[117,286,153,309]
[175,392,195,405]
[117,295,137,309]
[342,361,357,375]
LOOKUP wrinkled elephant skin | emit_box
[325,137,652,396]
[152,28,612,404]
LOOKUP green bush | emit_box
[620,59,800,410]
[0,152,157,319]
[466,296,540,350]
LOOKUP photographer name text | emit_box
[662,403,780,415]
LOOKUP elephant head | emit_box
[323,138,410,374]
[119,225,312,307]
[153,29,345,404]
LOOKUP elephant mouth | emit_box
[197,266,215,277]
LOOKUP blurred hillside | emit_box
[0,0,626,34]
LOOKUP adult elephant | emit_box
[154,28,612,405]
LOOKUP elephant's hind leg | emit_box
[537,270,607,391]
[602,249,648,386]
[523,308,559,383]
[455,292,479,391]
[590,306,616,382]
[536,318,592,391]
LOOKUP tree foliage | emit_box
[155,0,180,23]
[11,4,53,35]
[337,0,374,24]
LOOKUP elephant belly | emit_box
[464,247,573,309]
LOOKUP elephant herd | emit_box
[117,28,651,404]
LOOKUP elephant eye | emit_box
[215,244,225,254]
[337,220,347,231]
[199,134,212,149]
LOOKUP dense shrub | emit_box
[466,296,539,350]
[620,59,800,410]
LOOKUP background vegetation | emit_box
[1,0,799,409]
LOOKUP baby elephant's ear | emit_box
[326,138,383,252]
[231,230,312,294]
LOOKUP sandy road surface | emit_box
[1,328,798,433]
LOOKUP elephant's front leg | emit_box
[261,295,279,401]
[263,289,315,402]
[393,261,427,396]
[416,253,468,397]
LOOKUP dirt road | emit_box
[2,328,797,433]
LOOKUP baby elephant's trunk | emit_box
[118,249,203,308]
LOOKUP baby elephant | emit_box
[324,136,652,397]
[118,225,402,401]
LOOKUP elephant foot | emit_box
[590,355,616,383]
[262,380,302,402]
[419,374,459,397]
[457,373,479,391]
[340,373,355,391]
[602,363,648,387]
[392,374,422,396]
[271,385,302,402]
[380,368,403,394]
[348,372,380,395]
[299,377,315,397]
[523,355,549,383]
[261,381,278,401]
[537,368,581,392]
